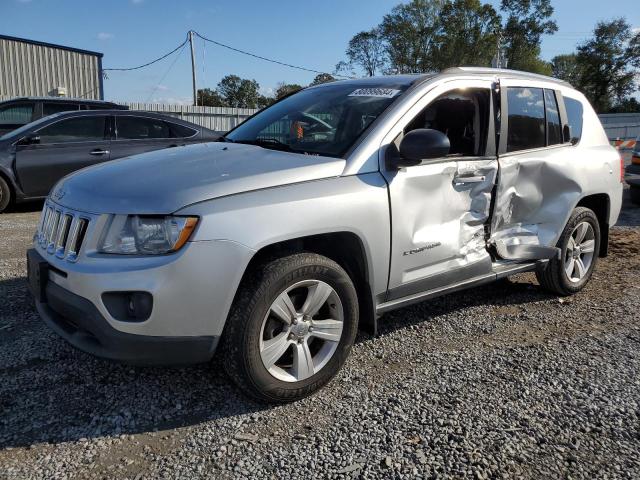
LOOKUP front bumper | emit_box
[28,248,218,365]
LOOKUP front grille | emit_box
[37,202,90,262]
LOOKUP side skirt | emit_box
[375,260,545,315]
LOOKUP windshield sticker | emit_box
[348,88,401,98]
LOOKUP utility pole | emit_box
[189,30,198,106]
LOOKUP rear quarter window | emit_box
[563,96,583,144]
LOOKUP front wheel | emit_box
[0,176,11,213]
[222,253,359,403]
[536,207,600,295]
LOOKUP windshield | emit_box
[225,82,409,157]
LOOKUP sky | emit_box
[1,0,639,104]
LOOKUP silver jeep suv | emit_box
[28,68,623,402]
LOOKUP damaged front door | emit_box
[490,80,578,261]
[382,80,498,301]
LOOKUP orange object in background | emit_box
[290,121,304,140]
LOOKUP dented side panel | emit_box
[385,158,497,298]
[490,147,582,256]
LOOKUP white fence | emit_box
[122,103,258,133]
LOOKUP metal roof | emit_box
[0,97,118,104]
[0,34,103,58]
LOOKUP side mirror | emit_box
[393,129,450,168]
[18,135,40,146]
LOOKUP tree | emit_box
[197,88,226,107]
[575,18,640,112]
[550,54,582,85]
[346,28,387,76]
[275,82,303,100]
[216,75,263,108]
[500,0,557,74]
[608,97,640,114]
[432,0,501,69]
[310,73,335,86]
[379,0,444,73]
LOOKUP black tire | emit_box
[536,207,600,296]
[221,253,359,403]
[630,185,640,206]
[0,176,11,213]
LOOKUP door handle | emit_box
[89,149,109,156]
[453,175,486,185]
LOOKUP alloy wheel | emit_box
[259,279,344,382]
[564,221,596,283]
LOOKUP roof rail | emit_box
[441,67,571,87]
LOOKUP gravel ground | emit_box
[1,191,639,479]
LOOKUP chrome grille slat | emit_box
[36,201,91,262]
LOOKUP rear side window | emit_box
[506,87,545,152]
[0,103,34,125]
[43,103,80,116]
[116,116,171,140]
[564,97,583,144]
[169,122,198,138]
[544,90,562,145]
[36,116,107,144]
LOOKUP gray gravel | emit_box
[1,194,639,479]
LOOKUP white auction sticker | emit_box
[348,88,401,98]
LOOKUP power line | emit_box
[103,36,188,72]
[193,31,348,79]
[146,42,188,103]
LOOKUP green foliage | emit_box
[551,54,582,85]
[217,75,265,108]
[310,73,336,86]
[432,0,501,69]
[275,82,303,100]
[341,0,555,76]
[379,0,443,73]
[574,18,640,113]
[499,0,557,73]
[197,88,226,107]
[345,29,387,76]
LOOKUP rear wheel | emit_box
[222,253,359,403]
[536,207,600,295]
[630,185,640,206]
[0,176,11,213]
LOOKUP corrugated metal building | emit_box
[0,34,104,100]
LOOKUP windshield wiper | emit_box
[234,138,293,152]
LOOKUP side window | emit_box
[0,103,34,125]
[506,87,545,152]
[169,122,198,138]
[43,103,80,116]
[564,96,584,144]
[544,90,562,146]
[36,116,107,144]
[116,116,171,140]
[405,88,490,156]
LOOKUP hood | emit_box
[52,142,346,214]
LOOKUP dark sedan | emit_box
[0,110,220,212]
[626,138,640,206]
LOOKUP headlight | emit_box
[99,215,198,255]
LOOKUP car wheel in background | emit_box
[536,207,600,296]
[0,176,11,213]
[222,253,359,403]
[630,185,640,206]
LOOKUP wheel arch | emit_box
[237,231,377,336]
[576,193,610,257]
